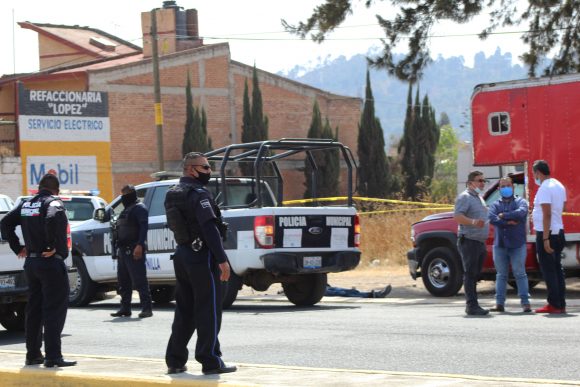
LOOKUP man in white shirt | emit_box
[531,160,567,314]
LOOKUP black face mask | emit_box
[121,191,137,207]
[196,171,211,185]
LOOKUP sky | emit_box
[0,0,530,77]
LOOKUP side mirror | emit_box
[93,208,110,222]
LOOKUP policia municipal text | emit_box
[164,152,237,375]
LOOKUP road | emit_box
[1,288,579,382]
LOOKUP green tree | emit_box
[240,66,269,176]
[357,70,390,198]
[431,125,459,203]
[304,102,341,198]
[182,72,195,157]
[284,0,580,80]
[399,84,439,200]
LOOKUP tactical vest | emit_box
[116,202,141,246]
[165,183,204,245]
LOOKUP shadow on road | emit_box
[0,330,25,345]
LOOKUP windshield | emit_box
[63,199,97,221]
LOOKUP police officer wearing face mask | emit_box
[164,152,236,375]
[110,185,152,318]
[454,170,490,316]
[0,173,76,368]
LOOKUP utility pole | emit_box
[151,8,164,171]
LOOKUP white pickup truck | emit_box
[71,139,362,308]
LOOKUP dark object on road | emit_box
[325,284,392,298]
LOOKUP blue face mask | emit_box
[474,187,484,195]
[499,186,513,198]
[534,178,542,186]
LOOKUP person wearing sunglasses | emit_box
[488,176,530,313]
[531,160,567,314]
[454,170,490,316]
[164,152,236,375]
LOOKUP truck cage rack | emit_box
[204,138,358,209]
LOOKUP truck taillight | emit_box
[254,215,275,248]
[66,223,72,250]
[354,214,361,247]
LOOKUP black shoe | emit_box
[25,356,44,366]
[138,310,153,318]
[202,364,237,375]
[490,304,505,312]
[167,365,187,374]
[466,306,490,316]
[372,284,392,298]
[44,358,77,368]
[110,310,132,317]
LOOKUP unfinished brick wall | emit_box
[93,45,360,198]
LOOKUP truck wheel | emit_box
[421,247,463,297]
[0,302,25,331]
[69,255,97,307]
[222,272,242,309]
[151,286,175,304]
[283,273,327,306]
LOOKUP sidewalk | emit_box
[1,350,578,387]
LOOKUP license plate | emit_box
[303,256,322,269]
[0,275,16,289]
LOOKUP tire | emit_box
[222,272,242,309]
[0,302,25,331]
[282,273,327,306]
[68,255,97,307]
[508,280,540,290]
[151,286,175,304]
[421,247,463,297]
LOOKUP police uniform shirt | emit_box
[180,176,228,264]
[0,190,69,258]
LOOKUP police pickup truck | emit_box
[71,139,361,308]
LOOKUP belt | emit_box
[28,252,64,259]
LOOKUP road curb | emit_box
[1,351,579,386]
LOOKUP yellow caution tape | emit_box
[282,196,452,207]
[281,196,580,217]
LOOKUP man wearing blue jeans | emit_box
[488,177,530,312]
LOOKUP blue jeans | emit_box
[492,244,529,306]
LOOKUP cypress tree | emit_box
[183,72,212,156]
[304,100,323,198]
[182,72,195,157]
[318,118,340,197]
[251,65,269,141]
[399,83,415,199]
[357,70,390,198]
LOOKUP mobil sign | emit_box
[27,156,98,191]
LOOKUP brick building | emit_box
[0,1,361,201]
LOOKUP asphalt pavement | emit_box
[2,290,580,386]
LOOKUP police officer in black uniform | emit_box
[164,152,237,375]
[110,185,152,318]
[0,173,76,368]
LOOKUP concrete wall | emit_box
[0,157,23,201]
